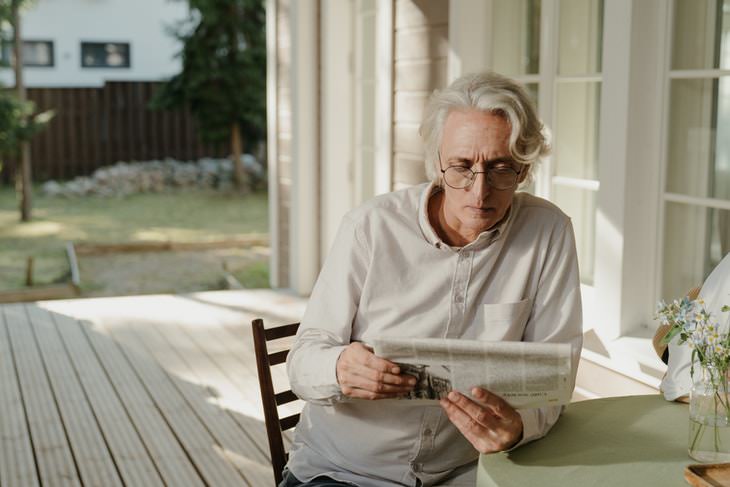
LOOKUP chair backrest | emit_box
[252,319,301,485]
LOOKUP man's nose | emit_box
[470,171,491,200]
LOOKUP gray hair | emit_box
[419,71,550,186]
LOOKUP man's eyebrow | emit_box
[446,156,517,165]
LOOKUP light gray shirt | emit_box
[286,182,583,487]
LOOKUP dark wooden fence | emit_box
[1,81,227,184]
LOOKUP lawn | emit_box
[0,187,269,294]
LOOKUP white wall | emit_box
[0,0,188,87]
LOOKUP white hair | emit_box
[419,71,550,186]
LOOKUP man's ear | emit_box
[517,164,529,183]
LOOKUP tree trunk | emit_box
[231,122,247,191]
[12,2,31,222]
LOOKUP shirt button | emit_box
[423,428,432,436]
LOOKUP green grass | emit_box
[0,186,269,291]
[233,260,270,289]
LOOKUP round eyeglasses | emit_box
[439,153,522,190]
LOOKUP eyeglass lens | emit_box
[443,166,518,190]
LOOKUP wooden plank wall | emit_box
[392,0,449,189]
[1,82,226,184]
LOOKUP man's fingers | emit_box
[440,390,524,453]
[471,387,512,419]
[341,385,404,400]
[444,391,499,428]
[439,397,498,453]
[340,371,413,393]
[363,348,402,375]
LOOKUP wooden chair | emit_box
[252,319,301,485]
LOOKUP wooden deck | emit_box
[0,290,306,487]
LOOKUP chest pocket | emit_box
[480,298,532,341]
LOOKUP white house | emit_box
[0,0,188,88]
[267,0,730,398]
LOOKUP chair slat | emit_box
[265,323,300,341]
[252,319,301,485]
[268,349,289,366]
[275,390,298,406]
[280,413,300,432]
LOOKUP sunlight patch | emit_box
[133,227,223,241]
[3,220,64,237]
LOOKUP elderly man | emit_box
[282,72,583,487]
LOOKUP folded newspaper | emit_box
[372,337,573,409]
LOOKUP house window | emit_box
[489,0,604,285]
[660,0,730,300]
[81,42,130,68]
[1,40,54,67]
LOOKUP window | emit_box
[1,40,54,67]
[661,0,730,300]
[353,0,377,206]
[81,42,130,68]
[489,0,604,285]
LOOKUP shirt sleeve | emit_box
[287,213,371,405]
[512,218,583,449]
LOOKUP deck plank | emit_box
[118,319,275,486]
[79,315,205,487]
[220,317,300,445]
[25,304,124,487]
[0,291,308,487]
[0,306,40,487]
[49,310,165,487]
[96,320,247,487]
[3,304,81,487]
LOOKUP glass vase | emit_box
[688,364,730,462]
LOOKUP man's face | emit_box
[438,109,524,239]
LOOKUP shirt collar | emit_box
[417,181,518,251]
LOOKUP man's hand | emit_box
[440,387,523,453]
[336,342,416,399]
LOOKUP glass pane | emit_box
[558,0,603,75]
[552,185,596,284]
[23,41,53,66]
[524,82,539,108]
[672,0,730,70]
[666,77,730,198]
[662,203,730,300]
[491,0,541,76]
[82,43,130,68]
[554,82,601,179]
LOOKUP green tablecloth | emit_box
[477,395,694,487]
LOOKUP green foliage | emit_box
[0,0,52,156]
[0,92,52,156]
[151,0,266,149]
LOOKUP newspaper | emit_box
[372,337,573,409]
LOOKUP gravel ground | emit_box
[78,246,270,297]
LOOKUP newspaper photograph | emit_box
[372,337,573,409]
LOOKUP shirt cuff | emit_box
[505,408,541,451]
[293,344,349,404]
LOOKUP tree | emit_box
[152,0,266,190]
[0,92,51,163]
[0,0,50,221]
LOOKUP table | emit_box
[477,395,696,487]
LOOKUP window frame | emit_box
[80,41,131,69]
[1,39,55,67]
[656,0,730,310]
[449,0,674,341]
